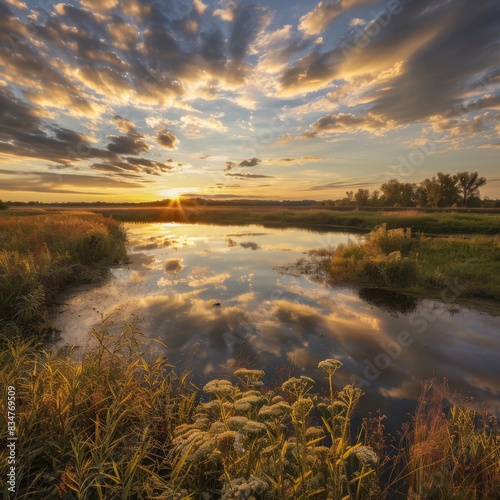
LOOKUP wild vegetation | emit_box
[0,211,127,339]
[309,225,500,305]
[1,210,499,498]
[81,206,500,235]
[0,326,498,498]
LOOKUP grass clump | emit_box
[393,381,500,499]
[325,224,500,302]
[0,212,127,339]
[0,325,197,499]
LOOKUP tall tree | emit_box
[380,179,416,206]
[380,179,402,206]
[420,173,459,207]
[354,189,370,206]
[454,172,487,206]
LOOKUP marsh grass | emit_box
[325,224,500,301]
[390,381,500,499]
[0,324,198,499]
[0,212,127,338]
[1,328,498,498]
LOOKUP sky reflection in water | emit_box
[54,223,500,425]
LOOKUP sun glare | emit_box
[159,188,184,200]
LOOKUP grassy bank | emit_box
[0,212,127,339]
[76,206,500,235]
[1,326,498,498]
[317,225,500,306]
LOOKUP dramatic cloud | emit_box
[0,168,144,194]
[107,134,149,155]
[239,158,262,167]
[229,3,270,60]
[305,180,378,191]
[310,112,392,135]
[157,129,179,150]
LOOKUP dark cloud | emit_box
[91,161,143,175]
[107,134,149,155]
[0,86,115,165]
[240,242,261,250]
[229,4,270,60]
[225,173,274,179]
[368,0,500,123]
[142,25,178,61]
[280,0,500,128]
[157,129,178,150]
[126,156,174,175]
[0,168,144,194]
[200,29,226,63]
[311,112,389,134]
[305,180,378,191]
[91,156,174,177]
[239,158,262,167]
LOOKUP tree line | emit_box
[333,172,489,208]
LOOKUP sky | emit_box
[0,0,499,202]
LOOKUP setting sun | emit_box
[158,188,186,200]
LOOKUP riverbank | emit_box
[0,211,127,339]
[13,206,500,235]
[300,224,500,313]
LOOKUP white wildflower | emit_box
[233,368,265,381]
[257,401,291,420]
[242,420,267,436]
[234,430,246,454]
[227,416,248,430]
[318,359,343,376]
[203,379,235,396]
[282,376,315,396]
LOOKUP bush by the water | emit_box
[0,327,498,498]
[0,212,127,338]
[327,224,500,300]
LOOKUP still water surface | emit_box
[53,223,500,426]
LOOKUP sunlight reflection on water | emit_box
[52,223,500,427]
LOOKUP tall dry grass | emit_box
[0,212,127,339]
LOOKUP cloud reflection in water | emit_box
[52,223,500,425]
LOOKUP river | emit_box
[51,223,500,428]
